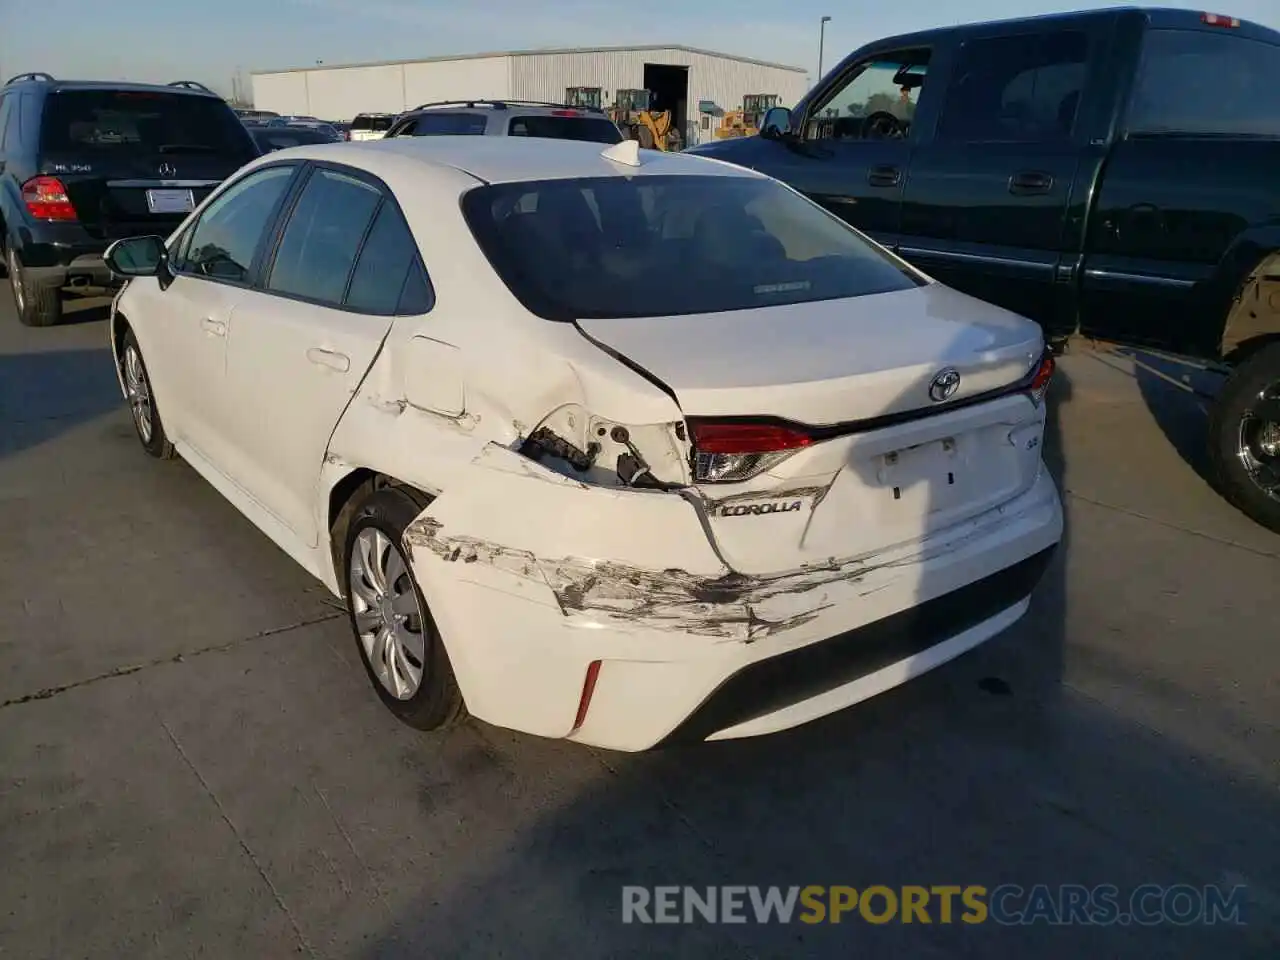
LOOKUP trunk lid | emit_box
[576,283,1050,574]
[37,89,258,240]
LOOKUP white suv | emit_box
[383,100,623,143]
[103,136,1061,752]
[348,112,396,141]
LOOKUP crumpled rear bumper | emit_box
[404,444,1062,751]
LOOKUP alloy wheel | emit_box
[122,344,154,444]
[1236,380,1280,502]
[348,528,427,700]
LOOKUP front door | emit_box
[898,25,1104,331]
[217,165,425,545]
[747,46,936,249]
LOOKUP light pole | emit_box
[817,15,832,82]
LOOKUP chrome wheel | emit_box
[1235,381,1280,503]
[7,250,23,315]
[123,344,154,444]
[348,528,426,700]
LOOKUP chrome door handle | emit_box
[200,317,226,336]
[306,347,350,372]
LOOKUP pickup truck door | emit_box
[898,20,1115,333]
[740,46,938,249]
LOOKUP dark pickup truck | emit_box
[691,6,1280,533]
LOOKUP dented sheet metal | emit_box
[404,494,1016,644]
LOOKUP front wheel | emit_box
[1208,341,1280,532]
[120,330,176,459]
[343,487,466,730]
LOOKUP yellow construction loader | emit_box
[608,89,683,151]
[714,94,779,140]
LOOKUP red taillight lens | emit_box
[691,421,813,454]
[1027,352,1056,405]
[22,176,77,221]
[1200,11,1240,27]
[690,421,813,483]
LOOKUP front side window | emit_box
[462,174,922,321]
[805,49,931,142]
[266,168,382,306]
[39,90,256,160]
[403,113,489,136]
[177,165,296,283]
[937,30,1089,142]
[1128,28,1280,136]
[507,115,623,143]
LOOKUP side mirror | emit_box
[761,106,793,139]
[104,236,168,279]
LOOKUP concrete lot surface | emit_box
[1,295,1277,959]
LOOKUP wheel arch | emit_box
[323,467,435,592]
[1213,232,1280,363]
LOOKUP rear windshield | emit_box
[40,90,256,159]
[461,174,921,321]
[507,114,623,143]
[405,113,489,135]
[352,114,394,131]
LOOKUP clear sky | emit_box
[2,0,1276,99]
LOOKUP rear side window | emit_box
[39,90,256,159]
[461,174,920,321]
[937,30,1090,142]
[351,114,394,132]
[507,115,623,143]
[345,204,433,314]
[0,95,12,152]
[1128,29,1280,136]
[267,168,382,306]
[402,113,489,136]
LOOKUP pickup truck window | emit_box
[938,30,1089,143]
[805,50,931,142]
[1128,29,1280,137]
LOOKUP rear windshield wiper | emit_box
[156,143,218,154]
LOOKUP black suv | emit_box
[0,75,259,326]
[691,7,1280,533]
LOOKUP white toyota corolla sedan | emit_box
[105,136,1062,751]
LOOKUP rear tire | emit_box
[1208,341,1280,533]
[7,247,63,327]
[343,487,466,731]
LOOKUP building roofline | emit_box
[252,44,806,77]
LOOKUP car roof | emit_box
[4,77,222,98]
[269,135,765,186]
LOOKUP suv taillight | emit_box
[689,421,813,483]
[22,176,77,221]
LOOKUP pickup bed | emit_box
[691,6,1280,533]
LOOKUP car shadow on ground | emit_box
[352,370,1280,960]
[0,347,121,459]
[1112,345,1225,488]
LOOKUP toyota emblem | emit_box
[928,367,961,403]
[158,162,177,178]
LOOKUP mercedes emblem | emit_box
[158,162,177,178]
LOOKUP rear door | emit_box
[216,164,430,545]
[898,19,1112,330]
[37,88,259,241]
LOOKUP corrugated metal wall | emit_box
[509,49,808,146]
[253,49,806,132]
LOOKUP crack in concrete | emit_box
[0,611,345,710]
[159,718,318,958]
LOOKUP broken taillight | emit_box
[22,176,77,221]
[689,420,813,483]
[1026,352,1056,406]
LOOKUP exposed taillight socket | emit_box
[22,176,77,222]
[689,420,813,483]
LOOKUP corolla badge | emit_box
[928,367,962,403]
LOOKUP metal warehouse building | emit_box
[251,45,808,147]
